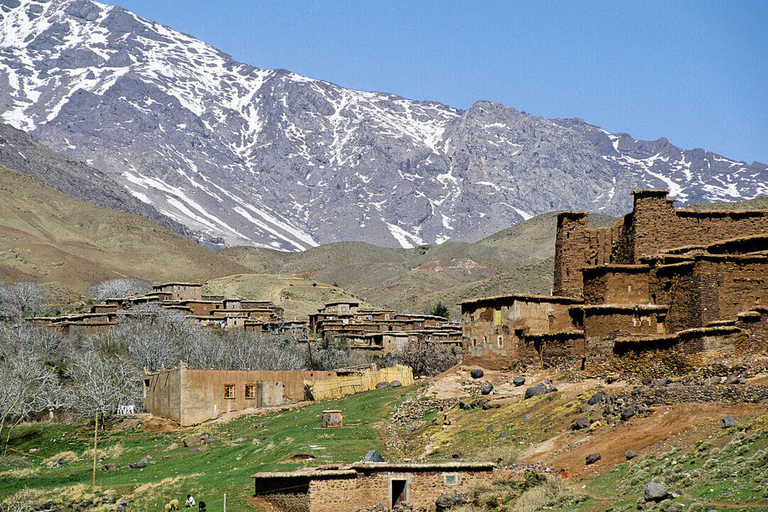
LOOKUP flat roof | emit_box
[459,294,583,306]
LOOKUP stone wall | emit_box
[460,295,581,359]
[307,468,496,512]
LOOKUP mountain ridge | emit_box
[1,0,766,251]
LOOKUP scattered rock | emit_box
[644,482,670,501]
[480,384,493,395]
[129,458,148,469]
[589,421,602,431]
[587,392,604,405]
[605,374,620,384]
[641,377,652,386]
[101,463,117,471]
[485,424,494,432]
[75,500,94,512]
[621,406,636,421]
[585,453,601,465]
[183,435,201,447]
[496,432,507,440]
[187,448,199,453]
[470,369,484,379]
[625,450,639,460]
[481,403,500,410]
[388,380,402,389]
[166,442,178,451]
[451,451,462,459]
[725,375,740,385]
[524,383,548,399]
[513,376,526,387]
[651,379,668,388]
[665,507,678,512]
[375,381,389,389]
[204,438,219,445]
[116,498,129,512]
[571,417,589,430]
[721,414,738,428]
[435,493,468,512]
[578,404,590,413]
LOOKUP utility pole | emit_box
[92,412,98,489]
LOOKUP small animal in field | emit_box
[198,502,206,512]
[164,499,179,512]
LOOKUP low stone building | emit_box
[251,462,496,512]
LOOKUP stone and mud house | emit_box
[309,301,461,355]
[461,189,768,368]
[251,462,496,512]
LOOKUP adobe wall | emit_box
[143,368,181,423]
[553,212,615,298]
[582,306,667,338]
[308,469,496,512]
[631,191,768,261]
[582,266,651,305]
[146,367,338,426]
[554,190,768,299]
[516,332,586,367]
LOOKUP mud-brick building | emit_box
[461,189,768,368]
[459,294,583,363]
[143,362,338,426]
[251,462,496,512]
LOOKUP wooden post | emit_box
[223,493,226,512]
[92,412,98,489]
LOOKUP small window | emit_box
[443,473,459,486]
[224,384,235,399]
[244,384,256,399]
[497,335,503,347]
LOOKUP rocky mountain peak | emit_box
[1,0,766,250]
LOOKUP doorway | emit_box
[391,478,408,507]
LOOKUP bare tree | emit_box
[69,351,141,421]
[389,338,461,377]
[0,282,45,319]
[89,278,151,301]
[0,351,58,453]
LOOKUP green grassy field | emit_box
[1,386,412,512]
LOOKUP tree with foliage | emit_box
[427,301,450,319]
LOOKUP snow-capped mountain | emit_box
[1,0,766,250]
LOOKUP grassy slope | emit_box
[4,381,768,512]
[1,387,412,512]
[0,165,249,301]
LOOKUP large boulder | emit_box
[513,376,526,387]
[585,453,601,465]
[620,406,636,421]
[571,417,589,430]
[481,384,494,395]
[524,383,548,399]
[722,414,738,428]
[435,493,468,512]
[644,482,669,501]
[183,435,201,447]
[587,392,604,405]
[625,450,639,460]
[470,369,484,379]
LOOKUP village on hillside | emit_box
[4,189,768,512]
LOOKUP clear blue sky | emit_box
[114,0,767,165]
